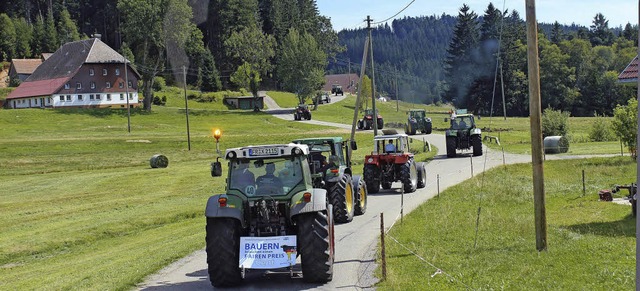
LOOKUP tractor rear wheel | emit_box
[363,164,380,193]
[330,174,354,223]
[472,135,482,156]
[298,208,334,283]
[353,175,367,215]
[357,120,364,130]
[206,218,242,287]
[400,161,418,193]
[378,118,384,129]
[364,120,371,130]
[446,136,457,158]
[416,162,427,188]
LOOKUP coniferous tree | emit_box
[31,15,45,55]
[43,11,59,52]
[589,13,614,46]
[13,17,32,58]
[0,13,16,61]
[443,4,479,109]
[550,21,564,44]
[57,8,80,45]
[468,3,502,114]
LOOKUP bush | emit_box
[152,95,166,106]
[588,114,614,142]
[153,76,166,91]
[541,107,569,137]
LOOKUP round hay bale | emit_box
[543,136,569,154]
[150,154,169,168]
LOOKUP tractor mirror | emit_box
[211,159,222,177]
[350,140,358,151]
[444,118,448,123]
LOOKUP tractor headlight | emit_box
[226,151,236,159]
[292,147,303,156]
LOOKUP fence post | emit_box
[380,213,386,281]
[470,156,474,177]
[437,174,440,197]
[582,169,586,197]
[401,183,404,224]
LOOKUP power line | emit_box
[372,0,416,25]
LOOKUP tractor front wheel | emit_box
[206,218,243,287]
[298,208,334,283]
[363,164,380,194]
[378,118,384,129]
[400,161,418,193]
[424,123,432,134]
[353,175,367,215]
[446,136,457,158]
[416,162,427,188]
[472,135,482,156]
[330,174,355,223]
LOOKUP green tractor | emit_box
[292,137,367,223]
[206,144,335,286]
[404,109,432,135]
[445,113,482,157]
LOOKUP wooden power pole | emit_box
[366,15,379,136]
[635,0,640,286]
[525,0,547,251]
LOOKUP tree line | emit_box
[0,0,339,110]
[329,4,638,117]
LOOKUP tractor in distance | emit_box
[404,109,433,135]
[445,110,482,158]
[206,143,334,286]
[294,104,311,120]
[357,108,384,130]
[331,84,343,96]
[292,137,367,223]
[363,129,427,193]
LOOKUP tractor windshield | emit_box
[410,111,424,119]
[452,116,473,130]
[228,157,304,197]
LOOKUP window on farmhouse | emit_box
[66,95,71,101]
[106,82,111,88]
[60,96,64,102]
[128,81,132,88]
[90,94,94,100]
[119,82,124,88]
[107,94,111,101]
[96,94,101,100]
[103,68,107,76]
[90,82,95,89]
[78,95,83,101]
[64,83,70,89]
[76,82,82,89]
[120,94,124,100]
[90,68,94,76]
[115,68,120,76]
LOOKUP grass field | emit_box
[0,88,438,289]
[377,156,636,290]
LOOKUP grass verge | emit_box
[378,156,636,290]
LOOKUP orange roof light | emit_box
[213,129,222,141]
[218,196,227,207]
[303,192,312,203]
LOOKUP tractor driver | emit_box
[385,140,396,153]
[230,160,255,191]
[256,163,284,194]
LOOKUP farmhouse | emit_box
[5,38,140,109]
[9,58,44,84]
[618,55,638,84]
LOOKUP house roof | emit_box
[618,55,638,84]
[323,73,359,92]
[41,53,53,60]
[11,59,43,75]
[6,77,70,100]
[7,38,139,100]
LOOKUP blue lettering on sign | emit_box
[244,242,281,250]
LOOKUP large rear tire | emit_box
[446,136,457,158]
[330,174,355,223]
[363,164,380,194]
[298,209,334,283]
[357,120,364,130]
[378,118,384,129]
[400,161,418,193]
[472,135,482,156]
[206,218,242,287]
[416,162,427,188]
[353,175,367,215]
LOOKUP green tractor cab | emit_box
[205,143,334,286]
[404,109,432,135]
[445,113,482,157]
[292,137,367,222]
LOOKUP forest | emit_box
[0,1,638,116]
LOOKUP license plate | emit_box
[249,147,278,156]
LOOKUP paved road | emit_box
[136,97,537,290]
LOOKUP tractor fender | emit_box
[364,155,379,166]
[471,128,482,135]
[205,194,244,225]
[290,188,328,216]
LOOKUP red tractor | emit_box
[357,109,384,130]
[363,130,426,193]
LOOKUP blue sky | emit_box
[316,0,637,31]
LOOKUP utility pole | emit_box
[123,55,131,133]
[525,0,547,251]
[348,58,351,93]
[367,15,379,136]
[349,37,370,160]
[395,67,399,112]
[183,66,191,151]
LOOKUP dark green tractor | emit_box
[206,144,335,286]
[404,109,432,135]
[445,113,482,157]
[292,137,367,223]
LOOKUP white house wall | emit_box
[51,92,139,108]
